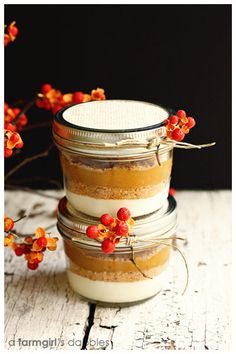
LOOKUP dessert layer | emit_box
[65,179,169,200]
[68,261,168,281]
[66,181,169,217]
[60,153,173,189]
[63,239,170,276]
[67,271,167,303]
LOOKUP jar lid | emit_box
[53,100,171,155]
[57,196,177,250]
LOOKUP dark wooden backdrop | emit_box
[5,4,231,189]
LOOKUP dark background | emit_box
[5,4,231,189]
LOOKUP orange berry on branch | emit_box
[35,227,46,238]
[9,25,18,37]
[4,147,13,158]
[4,217,14,232]
[46,237,58,251]
[186,117,196,129]
[4,103,9,114]
[41,83,52,94]
[72,91,84,103]
[102,239,116,254]
[4,34,10,47]
[36,236,48,248]
[27,262,38,270]
[172,127,185,142]
[177,110,186,119]
[169,115,179,125]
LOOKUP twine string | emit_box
[127,235,189,296]
[68,136,216,150]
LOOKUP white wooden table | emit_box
[4,190,231,350]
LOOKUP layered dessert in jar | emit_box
[57,196,177,304]
[59,149,172,218]
[53,100,173,217]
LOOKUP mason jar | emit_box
[53,100,173,217]
[57,195,177,305]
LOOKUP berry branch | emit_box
[4,144,54,181]
[86,208,134,254]
[4,216,58,270]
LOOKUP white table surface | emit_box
[4,190,231,350]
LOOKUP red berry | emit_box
[177,110,186,119]
[172,128,185,142]
[4,147,13,158]
[36,100,44,108]
[4,35,10,47]
[164,119,169,125]
[169,115,179,125]
[36,237,48,248]
[186,117,196,129]
[52,105,63,114]
[169,187,176,197]
[9,132,19,144]
[19,114,28,126]
[117,207,131,221]
[41,83,52,94]
[86,225,99,239]
[100,214,114,226]
[15,247,24,256]
[34,257,42,264]
[43,101,52,110]
[5,123,17,132]
[9,26,19,36]
[27,262,38,270]
[15,141,24,149]
[101,239,116,254]
[20,244,31,254]
[72,91,84,103]
[4,103,9,114]
[4,217,14,231]
[12,108,20,116]
[115,221,129,236]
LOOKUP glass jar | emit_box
[57,195,177,305]
[53,100,173,217]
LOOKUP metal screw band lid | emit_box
[57,196,177,250]
[53,100,171,154]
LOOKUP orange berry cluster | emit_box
[36,83,106,115]
[4,103,28,132]
[164,110,196,142]
[4,21,19,47]
[4,216,58,270]
[86,208,134,254]
[4,103,28,158]
[4,129,24,158]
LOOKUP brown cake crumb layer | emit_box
[66,180,168,199]
[63,238,171,282]
[68,261,168,282]
[60,152,172,199]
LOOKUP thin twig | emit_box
[13,215,27,223]
[156,241,189,296]
[130,245,152,279]
[5,144,54,181]
[155,144,161,166]
[14,96,38,123]
[22,121,51,131]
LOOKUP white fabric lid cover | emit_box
[53,100,171,152]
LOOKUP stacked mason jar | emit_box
[53,100,177,305]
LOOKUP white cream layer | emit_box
[66,182,170,217]
[67,270,166,303]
